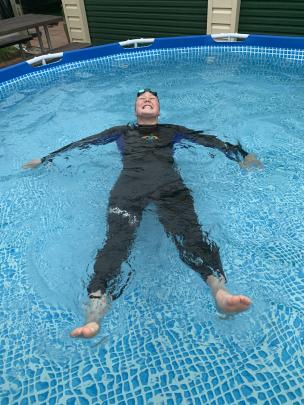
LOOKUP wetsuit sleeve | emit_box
[41,126,124,163]
[176,125,249,163]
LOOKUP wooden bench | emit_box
[0,32,35,50]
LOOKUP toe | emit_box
[82,323,100,338]
[70,322,99,338]
[70,328,82,337]
[216,290,252,313]
[239,296,252,306]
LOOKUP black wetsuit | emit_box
[42,124,248,298]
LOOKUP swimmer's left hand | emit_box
[239,154,264,170]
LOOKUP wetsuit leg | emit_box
[88,182,145,299]
[156,181,226,282]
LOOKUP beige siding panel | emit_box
[62,0,91,44]
[207,0,241,34]
[70,27,85,40]
[213,10,232,25]
[213,0,233,7]
[9,0,23,16]
[211,24,232,33]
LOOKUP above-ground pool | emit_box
[1,35,304,404]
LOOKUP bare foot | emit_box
[70,294,110,339]
[215,289,252,313]
[22,158,42,169]
[70,321,100,338]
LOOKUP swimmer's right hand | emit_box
[22,158,42,169]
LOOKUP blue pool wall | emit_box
[1,34,304,84]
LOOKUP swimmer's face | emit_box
[135,92,160,119]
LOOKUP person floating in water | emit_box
[23,89,263,338]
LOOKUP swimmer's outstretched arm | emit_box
[22,125,124,169]
[177,125,263,169]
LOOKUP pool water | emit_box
[1,49,304,404]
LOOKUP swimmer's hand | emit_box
[22,158,42,169]
[239,154,263,170]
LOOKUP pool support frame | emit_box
[1,33,304,84]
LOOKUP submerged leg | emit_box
[88,203,142,298]
[71,193,144,338]
[157,182,251,314]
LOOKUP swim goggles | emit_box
[137,88,158,98]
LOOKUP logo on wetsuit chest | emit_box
[141,134,159,143]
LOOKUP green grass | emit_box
[0,46,21,62]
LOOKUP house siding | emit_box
[239,0,304,36]
[84,0,208,44]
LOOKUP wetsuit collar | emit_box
[134,123,159,129]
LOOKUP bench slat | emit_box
[0,33,34,48]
